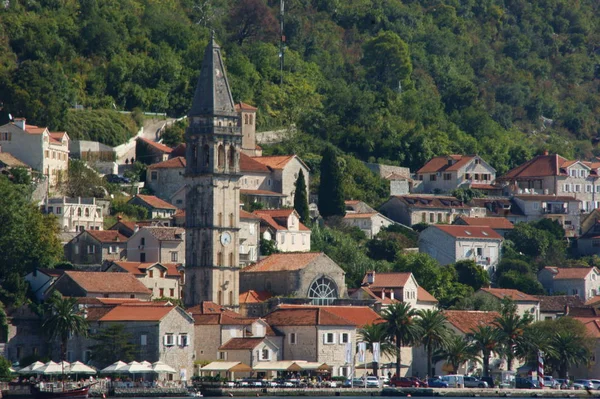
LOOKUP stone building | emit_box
[64,230,128,265]
[49,271,152,300]
[240,252,347,305]
[537,267,600,300]
[126,227,185,264]
[45,197,104,232]
[146,157,187,201]
[136,137,172,164]
[128,194,178,220]
[239,210,260,266]
[24,268,65,301]
[104,261,184,299]
[511,194,581,237]
[474,288,540,321]
[379,195,473,226]
[414,155,496,194]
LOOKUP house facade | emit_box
[126,227,185,264]
[45,197,104,232]
[0,118,69,187]
[415,155,496,194]
[512,194,581,237]
[254,209,311,252]
[128,195,178,220]
[146,157,187,201]
[379,195,473,226]
[104,261,184,299]
[453,216,514,237]
[239,210,260,266]
[64,230,127,265]
[49,271,152,300]
[24,269,65,301]
[537,267,600,300]
[418,225,503,273]
[136,137,172,164]
[475,288,540,321]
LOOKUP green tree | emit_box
[259,237,278,256]
[468,325,500,378]
[362,31,412,90]
[433,334,479,374]
[318,147,345,218]
[160,120,187,147]
[416,309,451,377]
[0,356,12,378]
[89,324,138,368]
[358,323,394,376]
[453,260,490,291]
[43,296,89,361]
[293,169,310,225]
[494,304,533,371]
[382,302,421,377]
[551,331,590,378]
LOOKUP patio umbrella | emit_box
[38,361,66,375]
[122,361,153,374]
[18,361,45,374]
[100,361,128,374]
[140,361,152,368]
[69,361,97,375]
[152,361,176,374]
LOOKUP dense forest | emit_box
[0,0,599,175]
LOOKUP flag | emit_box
[358,342,366,363]
[373,342,380,363]
[345,342,352,364]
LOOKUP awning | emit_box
[356,362,408,369]
[200,362,252,373]
[253,361,304,372]
[299,362,332,371]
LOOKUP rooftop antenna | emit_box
[279,0,285,85]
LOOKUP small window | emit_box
[151,171,158,181]
[324,333,335,344]
[170,288,175,297]
[218,351,227,360]
[159,288,164,297]
[178,333,189,347]
[443,173,451,181]
[171,252,178,262]
[163,334,175,346]
[87,245,96,254]
[56,207,62,214]
[261,348,270,360]
[429,175,437,181]
[477,248,483,256]
[141,335,147,346]
[340,333,350,344]
[289,333,297,345]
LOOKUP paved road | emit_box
[141,117,179,141]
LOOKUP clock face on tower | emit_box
[220,232,232,246]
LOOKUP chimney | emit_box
[134,224,140,233]
[367,271,375,285]
[381,289,385,300]
[117,215,123,221]
[390,290,395,300]
[564,304,570,316]
[543,149,549,156]
[14,118,25,130]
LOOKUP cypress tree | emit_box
[318,147,346,218]
[293,169,310,225]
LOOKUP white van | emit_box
[441,374,465,388]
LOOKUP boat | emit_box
[31,384,93,399]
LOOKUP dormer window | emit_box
[475,158,480,165]
[447,159,453,166]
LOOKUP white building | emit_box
[253,209,311,252]
[45,197,104,232]
[414,155,496,194]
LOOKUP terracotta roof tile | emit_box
[392,195,469,209]
[361,272,412,288]
[479,288,539,302]
[85,230,128,243]
[148,157,186,169]
[251,155,295,170]
[240,210,261,220]
[433,225,503,240]
[62,271,151,294]
[350,287,397,305]
[417,286,438,303]
[579,319,600,338]
[267,305,382,328]
[132,194,177,210]
[240,153,270,173]
[514,195,579,202]
[239,290,272,304]
[470,184,498,190]
[0,152,29,168]
[242,252,323,273]
[443,310,500,334]
[499,154,567,180]
[235,102,258,111]
[99,304,174,322]
[455,216,514,230]
[569,308,600,317]
[535,295,585,312]
[24,124,46,134]
[585,296,600,306]
[38,268,66,278]
[417,155,476,174]
[541,267,598,280]
[253,209,310,231]
[140,226,184,241]
[137,137,173,153]
[219,337,265,350]
[110,261,181,277]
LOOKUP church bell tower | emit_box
[184,34,242,307]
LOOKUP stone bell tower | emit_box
[184,34,242,308]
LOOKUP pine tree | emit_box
[293,169,310,224]
[318,147,346,218]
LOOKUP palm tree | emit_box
[468,325,500,378]
[433,334,480,374]
[494,310,532,371]
[43,296,89,361]
[382,302,421,377]
[416,309,451,377]
[515,325,557,369]
[358,323,395,376]
[550,331,590,378]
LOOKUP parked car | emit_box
[343,378,365,388]
[409,377,427,387]
[390,376,420,388]
[589,379,600,389]
[265,380,278,387]
[104,174,131,184]
[440,375,465,388]
[480,377,495,388]
[574,379,594,390]
[515,377,537,389]
[463,376,488,388]
[543,376,559,389]
[366,376,380,388]
[427,378,449,388]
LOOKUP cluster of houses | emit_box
[5,37,600,383]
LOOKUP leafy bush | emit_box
[62,110,139,147]
[111,198,148,220]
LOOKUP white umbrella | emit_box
[18,361,45,374]
[100,361,128,374]
[68,361,97,375]
[140,361,152,368]
[152,361,176,374]
[122,361,153,374]
[38,361,67,375]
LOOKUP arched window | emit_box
[308,277,338,305]
[249,114,253,124]
[217,252,223,266]
[229,213,234,227]
[229,291,234,305]
[244,114,249,125]
[228,146,235,169]
[84,208,90,217]
[192,144,198,163]
[229,252,234,267]
[140,237,145,246]
[203,145,210,167]
[217,145,225,168]
[77,208,82,217]
[217,290,222,305]
[218,212,223,226]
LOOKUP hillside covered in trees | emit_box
[0,0,599,174]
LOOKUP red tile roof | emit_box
[580,319,600,338]
[187,301,246,325]
[361,272,412,289]
[417,155,477,174]
[240,153,270,173]
[267,305,382,328]
[417,286,438,303]
[541,267,598,280]
[240,210,261,220]
[479,288,539,302]
[137,137,173,153]
[392,195,469,209]
[443,310,500,334]
[470,184,499,190]
[455,216,514,230]
[140,226,184,241]
[219,337,265,350]
[499,154,567,180]
[242,252,323,273]
[252,155,295,170]
[132,194,177,210]
[111,261,181,277]
[171,143,186,158]
[433,225,503,240]
[253,209,310,231]
[349,286,398,305]
[148,157,186,169]
[239,290,272,304]
[535,295,585,312]
[585,296,600,306]
[235,102,258,112]
[99,304,174,322]
[85,230,128,243]
[62,271,151,294]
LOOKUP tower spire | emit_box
[188,35,236,118]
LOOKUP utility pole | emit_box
[279,0,285,85]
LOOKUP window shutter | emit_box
[163,335,168,346]
[322,334,327,344]
[177,334,182,346]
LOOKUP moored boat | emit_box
[31,384,92,399]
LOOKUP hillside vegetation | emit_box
[0,0,598,173]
